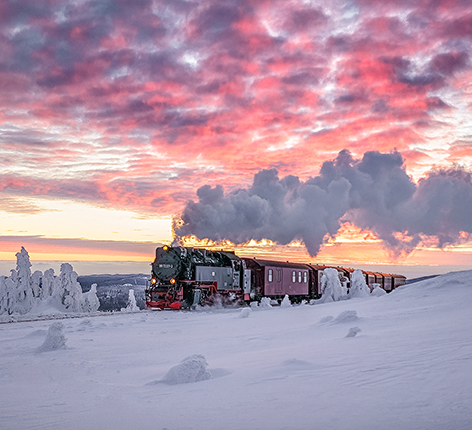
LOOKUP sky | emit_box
[1,0,472,276]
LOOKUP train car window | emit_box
[292,271,296,283]
[298,271,302,283]
[277,270,281,282]
[268,269,273,282]
[303,272,307,283]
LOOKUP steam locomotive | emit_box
[145,245,406,310]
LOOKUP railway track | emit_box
[0,309,145,325]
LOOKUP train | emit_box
[145,245,407,310]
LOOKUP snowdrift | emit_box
[0,269,471,430]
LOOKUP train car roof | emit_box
[307,264,345,272]
[362,270,383,276]
[306,264,330,269]
[340,267,356,273]
[242,258,310,270]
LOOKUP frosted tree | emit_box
[319,268,347,302]
[0,276,16,315]
[31,270,42,298]
[59,263,84,312]
[0,276,7,314]
[121,288,140,312]
[9,248,35,314]
[81,284,100,312]
[350,269,371,298]
[0,248,101,316]
[41,268,61,300]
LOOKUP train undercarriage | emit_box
[146,281,247,310]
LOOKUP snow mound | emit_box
[238,307,252,318]
[259,297,272,308]
[36,322,67,353]
[28,296,68,316]
[371,285,387,296]
[160,355,211,385]
[318,311,360,325]
[345,327,362,338]
[334,310,359,323]
[251,297,273,309]
[25,329,47,338]
[280,295,291,308]
[317,315,335,324]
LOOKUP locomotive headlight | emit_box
[163,245,169,251]
[170,278,176,284]
[151,278,157,284]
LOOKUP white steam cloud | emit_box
[175,150,472,256]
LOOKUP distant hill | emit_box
[406,274,440,284]
[77,274,148,311]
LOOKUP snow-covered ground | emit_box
[1,270,471,430]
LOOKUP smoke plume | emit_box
[175,150,472,256]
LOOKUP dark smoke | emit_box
[175,150,472,256]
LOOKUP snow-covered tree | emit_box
[319,268,347,302]
[31,270,42,298]
[8,247,35,314]
[0,247,100,316]
[0,276,7,314]
[82,284,100,313]
[41,268,61,300]
[350,269,371,298]
[59,263,83,312]
[121,288,140,312]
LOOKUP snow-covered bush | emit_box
[0,247,100,316]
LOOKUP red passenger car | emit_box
[242,259,315,302]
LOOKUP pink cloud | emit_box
[0,0,471,248]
